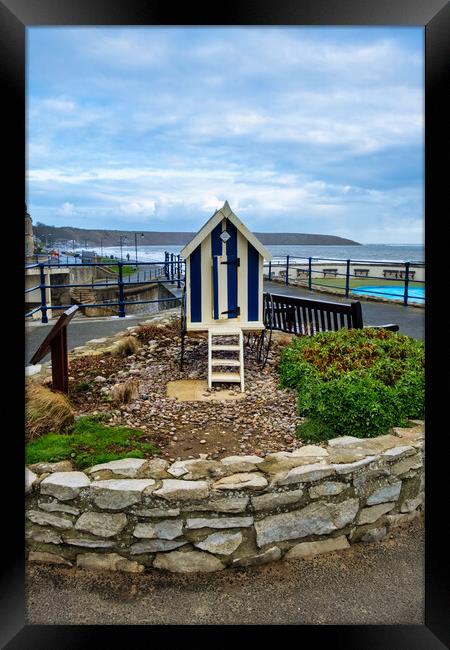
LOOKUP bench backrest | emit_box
[264,292,363,335]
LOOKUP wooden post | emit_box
[30,305,79,394]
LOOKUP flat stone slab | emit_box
[133,519,184,540]
[29,461,74,475]
[366,481,402,505]
[87,458,148,478]
[130,539,188,554]
[284,535,350,560]
[26,509,73,530]
[38,502,80,515]
[76,553,144,573]
[153,479,209,501]
[232,546,282,567]
[26,527,62,545]
[276,463,334,486]
[167,459,222,479]
[309,482,347,499]
[26,467,38,494]
[75,512,128,537]
[90,479,156,509]
[291,446,329,458]
[153,550,225,573]
[213,473,268,491]
[357,502,396,525]
[185,516,254,530]
[251,489,304,512]
[187,497,249,513]
[40,472,91,501]
[28,551,72,566]
[64,537,115,548]
[167,379,245,402]
[194,531,243,555]
[254,498,359,547]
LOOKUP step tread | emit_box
[208,326,242,335]
[211,359,241,367]
[210,372,242,382]
[210,345,241,351]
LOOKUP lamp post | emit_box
[119,235,127,261]
[135,232,144,268]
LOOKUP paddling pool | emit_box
[351,285,425,305]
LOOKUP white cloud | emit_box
[58,202,76,215]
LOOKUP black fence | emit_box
[25,253,186,323]
[264,255,425,307]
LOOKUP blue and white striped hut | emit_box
[180,201,273,391]
[180,200,273,332]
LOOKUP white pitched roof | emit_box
[180,201,273,260]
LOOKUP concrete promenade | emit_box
[25,280,423,365]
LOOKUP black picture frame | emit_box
[3,0,448,646]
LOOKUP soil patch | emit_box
[58,323,302,461]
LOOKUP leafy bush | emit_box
[279,328,424,440]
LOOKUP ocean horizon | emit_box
[80,243,425,264]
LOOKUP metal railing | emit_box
[25,253,186,323]
[264,255,425,307]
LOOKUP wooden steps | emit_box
[208,326,244,392]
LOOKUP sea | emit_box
[81,243,424,264]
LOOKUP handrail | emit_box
[263,254,424,306]
[25,253,186,322]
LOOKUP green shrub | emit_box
[279,328,424,440]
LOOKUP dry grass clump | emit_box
[135,315,181,343]
[110,379,140,404]
[111,335,141,357]
[26,383,74,441]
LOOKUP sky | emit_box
[27,27,424,244]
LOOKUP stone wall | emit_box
[25,421,424,574]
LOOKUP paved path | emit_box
[25,280,423,366]
[25,520,424,625]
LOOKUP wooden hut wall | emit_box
[186,217,264,327]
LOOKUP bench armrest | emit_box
[364,324,399,332]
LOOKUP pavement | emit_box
[25,279,424,366]
[25,519,424,625]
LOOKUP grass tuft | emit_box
[26,384,74,441]
[110,335,141,357]
[110,379,139,404]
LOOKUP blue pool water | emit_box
[351,285,425,305]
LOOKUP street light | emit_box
[135,232,144,268]
[100,232,109,259]
[119,235,128,261]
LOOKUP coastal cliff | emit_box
[34,224,361,247]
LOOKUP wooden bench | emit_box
[322,269,338,277]
[264,292,398,335]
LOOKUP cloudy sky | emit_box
[27,27,424,243]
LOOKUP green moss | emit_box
[25,416,160,469]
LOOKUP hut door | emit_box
[212,254,240,320]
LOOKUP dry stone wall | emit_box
[25,422,424,573]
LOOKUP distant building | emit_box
[25,204,34,257]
